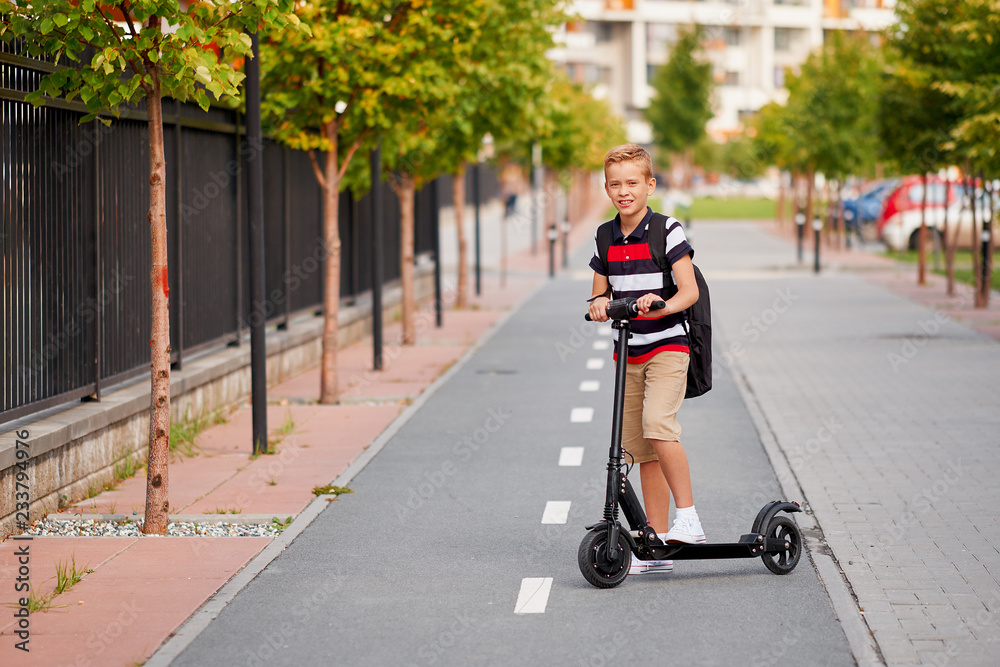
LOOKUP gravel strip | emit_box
[25,518,287,538]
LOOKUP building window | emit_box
[723,27,741,46]
[594,22,613,43]
[647,64,659,83]
[724,71,740,86]
[774,67,785,88]
[647,22,677,56]
[774,27,799,51]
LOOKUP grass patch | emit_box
[690,196,779,220]
[276,409,296,437]
[312,485,354,497]
[7,555,93,615]
[54,555,93,596]
[271,516,293,530]
[204,506,243,515]
[170,407,228,458]
[112,452,141,484]
[888,249,1000,291]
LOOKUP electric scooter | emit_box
[578,297,803,588]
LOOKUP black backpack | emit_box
[596,212,712,399]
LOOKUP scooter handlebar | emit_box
[585,298,665,321]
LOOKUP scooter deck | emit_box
[647,540,782,560]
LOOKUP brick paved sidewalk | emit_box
[0,193,603,667]
[699,221,1000,666]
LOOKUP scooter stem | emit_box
[603,319,631,523]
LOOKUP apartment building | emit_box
[549,0,897,142]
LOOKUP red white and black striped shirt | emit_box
[589,208,694,363]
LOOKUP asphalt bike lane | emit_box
[172,245,855,667]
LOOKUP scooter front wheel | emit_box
[761,515,802,575]
[578,528,631,588]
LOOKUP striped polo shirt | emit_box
[589,207,694,363]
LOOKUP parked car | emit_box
[876,175,963,242]
[880,184,997,251]
[842,179,898,242]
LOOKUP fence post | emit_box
[246,32,268,455]
[93,114,103,401]
[174,99,184,369]
[371,141,384,371]
[280,145,291,329]
[233,110,243,345]
[432,178,442,327]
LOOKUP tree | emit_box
[261,1,434,401]
[891,0,1000,306]
[1,0,304,533]
[644,26,714,190]
[426,0,563,310]
[784,32,882,246]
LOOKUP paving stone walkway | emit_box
[697,221,1000,666]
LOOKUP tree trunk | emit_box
[918,172,927,286]
[143,70,170,535]
[319,122,342,403]
[805,167,814,231]
[545,169,558,229]
[777,173,786,230]
[943,178,957,297]
[394,173,417,345]
[453,164,468,309]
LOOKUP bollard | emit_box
[795,210,806,264]
[813,215,823,274]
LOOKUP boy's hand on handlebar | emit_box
[637,293,667,316]
[588,296,610,322]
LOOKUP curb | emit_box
[145,275,550,666]
[720,320,885,667]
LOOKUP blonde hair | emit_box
[604,144,653,182]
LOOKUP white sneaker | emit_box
[628,558,674,575]
[664,515,706,544]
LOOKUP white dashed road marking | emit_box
[514,578,553,614]
[592,340,610,350]
[541,501,572,524]
[579,380,600,392]
[570,407,593,423]
[586,358,605,370]
[559,447,584,466]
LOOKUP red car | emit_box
[876,175,963,241]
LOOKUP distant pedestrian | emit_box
[587,143,704,575]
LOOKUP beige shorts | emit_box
[620,351,689,464]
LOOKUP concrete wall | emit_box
[0,271,434,540]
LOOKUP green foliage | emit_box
[890,0,1000,173]
[783,32,882,180]
[0,1,307,120]
[719,134,766,181]
[312,484,353,496]
[645,26,714,157]
[170,408,226,458]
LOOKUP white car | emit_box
[880,195,996,252]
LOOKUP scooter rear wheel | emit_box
[578,529,631,588]
[761,515,802,575]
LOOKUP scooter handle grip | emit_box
[585,299,665,321]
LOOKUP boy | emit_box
[586,144,703,575]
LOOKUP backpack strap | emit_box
[648,212,675,290]
[595,218,616,283]
[649,212,689,330]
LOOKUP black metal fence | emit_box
[0,41,498,425]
